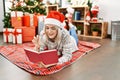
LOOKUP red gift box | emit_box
[11,11,23,27]
[3,28,13,43]
[11,17,22,27]
[22,14,38,27]
[15,27,35,42]
[22,15,30,27]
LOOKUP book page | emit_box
[24,48,57,54]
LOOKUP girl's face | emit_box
[45,24,58,40]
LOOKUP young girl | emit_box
[64,18,78,45]
[65,7,78,45]
[32,11,78,66]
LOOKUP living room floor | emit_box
[0,34,120,80]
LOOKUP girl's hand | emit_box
[38,62,47,68]
[38,62,56,68]
[32,35,40,51]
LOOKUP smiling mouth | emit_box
[48,34,54,36]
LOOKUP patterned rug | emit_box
[0,41,100,76]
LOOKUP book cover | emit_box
[24,48,59,66]
[74,11,81,20]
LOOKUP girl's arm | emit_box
[58,35,78,64]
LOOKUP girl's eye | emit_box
[51,27,57,30]
[45,26,57,30]
[45,27,49,30]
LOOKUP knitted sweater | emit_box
[39,28,78,64]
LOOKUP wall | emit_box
[0,0,4,32]
[98,0,120,34]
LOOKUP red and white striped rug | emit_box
[0,41,100,76]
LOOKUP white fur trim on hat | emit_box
[44,18,63,28]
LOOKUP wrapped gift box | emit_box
[3,28,13,43]
[22,14,38,27]
[22,15,30,27]
[11,11,23,27]
[11,17,22,27]
[22,27,35,42]
[11,11,23,17]
[12,28,22,44]
[15,27,35,42]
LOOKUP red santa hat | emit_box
[44,11,65,28]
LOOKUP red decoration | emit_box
[91,5,99,22]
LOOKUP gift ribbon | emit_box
[15,11,17,17]
[12,29,22,44]
[3,28,11,43]
[30,14,34,26]
[15,11,21,21]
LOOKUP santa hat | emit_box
[44,11,65,28]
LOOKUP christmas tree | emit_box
[9,0,46,15]
[2,13,12,28]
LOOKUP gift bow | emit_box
[3,28,11,43]
[12,29,22,44]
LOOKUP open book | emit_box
[24,48,58,67]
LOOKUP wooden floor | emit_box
[0,34,120,80]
